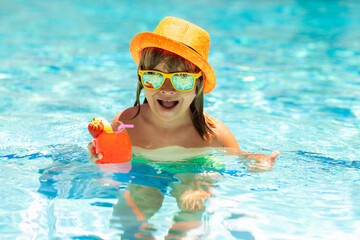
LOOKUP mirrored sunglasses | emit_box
[138,70,202,92]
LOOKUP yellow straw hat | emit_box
[130,16,216,94]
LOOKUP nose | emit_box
[160,78,176,94]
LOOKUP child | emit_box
[88,17,280,237]
[88,16,279,165]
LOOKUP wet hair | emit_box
[133,47,215,141]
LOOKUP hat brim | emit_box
[130,32,216,94]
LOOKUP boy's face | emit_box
[144,61,197,123]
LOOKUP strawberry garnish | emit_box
[88,118,105,138]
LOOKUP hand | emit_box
[244,151,280,172]
[264,151,280,166]
[87,140,103,163]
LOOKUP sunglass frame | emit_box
[138,69,202,92]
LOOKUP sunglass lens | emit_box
[142,72,164,89]
[172,74,195,91]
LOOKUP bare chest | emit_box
[127,123,209,149]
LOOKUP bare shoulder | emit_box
[207,114,240,151]
[113,105,141,123]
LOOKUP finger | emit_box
[87,140,95,154]
[267,151,280,165]
[90,153,103,163]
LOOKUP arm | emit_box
[211,117,280,169]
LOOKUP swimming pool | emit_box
[1,0,359,239]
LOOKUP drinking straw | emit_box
[117,124,134,133]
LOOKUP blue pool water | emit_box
[1,0,360,239]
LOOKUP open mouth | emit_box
[157,99,179,110]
